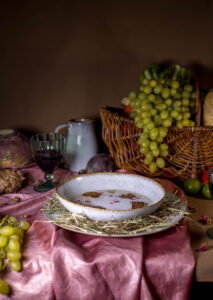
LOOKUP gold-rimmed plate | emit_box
[43,192,185,238]
[56,173,166,222]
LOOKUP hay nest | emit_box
[42,191,188,237]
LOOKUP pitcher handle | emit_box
[55,124,69,133]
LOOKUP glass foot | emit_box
[206,227,213,240]
[34,181,56,193]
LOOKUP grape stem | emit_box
[144,69,152,80]
[172,64,181,81]
[0,216,8,228]
[179,67,186,84]
[160,68,171,78]
[150,63,160,79]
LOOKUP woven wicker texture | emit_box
[100,105,213,182]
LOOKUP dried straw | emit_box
[42,191,187,237]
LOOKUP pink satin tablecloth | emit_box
[0,165,195,300]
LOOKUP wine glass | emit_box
[207,167,213,239]
[30,132,66,192]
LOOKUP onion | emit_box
[86,153,117,173]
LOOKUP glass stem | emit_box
[45,173,55,182]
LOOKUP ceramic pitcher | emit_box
[55,119,98,172]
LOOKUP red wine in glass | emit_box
[35,150,62,174]
[30,133,65,192]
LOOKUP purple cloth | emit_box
[0,165,195,300]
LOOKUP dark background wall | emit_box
[0,0,213,133]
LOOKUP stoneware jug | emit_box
[55,119,98,172]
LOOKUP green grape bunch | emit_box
[0,215,31,295]
[124,63,197,174]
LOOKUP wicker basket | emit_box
[100,93,213,182]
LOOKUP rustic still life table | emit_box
[0,163,198,300]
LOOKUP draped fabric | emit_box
[0,165,195,300]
